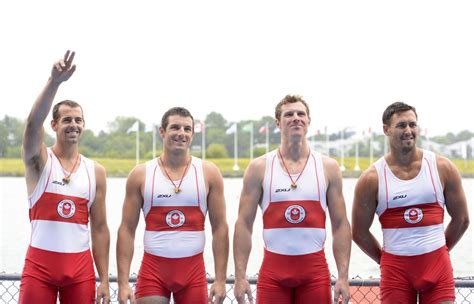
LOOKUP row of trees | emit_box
[1,113,473,159]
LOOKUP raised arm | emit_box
[351,167,382,264]
[90,163,110,303]
[324,157,351,304]
[437,156,470,251]
[205,162,229,304]
[117,165,145,304]
[22,51,76,192]
[233,157,265,304]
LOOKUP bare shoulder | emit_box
[94,161,107,178]
[356,166,378,193]
[202,159,222,177]
[320,155,342,184]
[435,154,458,174]
[126,164,146,188]
[321,154,340,171]
[435,154,461,185]
[244,155,266,182]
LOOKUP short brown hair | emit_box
[161,107,194,131]
[275,95,310,120]
[382,102,417,125]
[52,100,84,122]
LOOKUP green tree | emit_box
[205,112,227,129]
[206,143,228,158]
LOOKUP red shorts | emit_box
[135,252,207,303]
[257,249,331,304]
[19,246,96,304]
[380,245,455,304]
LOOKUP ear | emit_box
[383,124,390,136]
[275,118,280,129]
[159,126,166,139]
[51,119,58,131]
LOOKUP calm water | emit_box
[1,177,472,279]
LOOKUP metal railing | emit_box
[1,273,473,303]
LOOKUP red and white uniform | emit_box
[28,148,96,253]
[374,150,454,303]
[142,156,207,257]
[257,149,331,304]
[261,149,327,255]
[19,147,96,303]
[135,157,208,302]
[374,150,446,255]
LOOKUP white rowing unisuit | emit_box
[374,150,446,256]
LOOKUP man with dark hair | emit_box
[20,51,110,303]
[233,95,351,304]
[352,101,470,303]
[117,107,229,304]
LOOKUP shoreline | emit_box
[1,157,473,178]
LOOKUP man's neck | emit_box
[160,151,191,169]
[279,139,309,162]
[52,142,79,160]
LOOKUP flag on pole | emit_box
[145,123,157,158]
[273,128,280,134]
[242,122,254,159]
[242,122,253,133]
[127,121,139,133]
[194,121,204,133]
[226,123,237,134]
[461,142,468,159]
[259,125,267,134]
[144,123,155,133]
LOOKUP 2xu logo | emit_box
[57,199,76,218]
[166,210,186,228]
[404,207,423,224]
[284,205,306,224]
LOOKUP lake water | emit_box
[1,177,472,279]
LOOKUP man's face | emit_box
[384,110,418,153]
[275,102,311,140]
[51,105,84,144]
[160,115,194,152]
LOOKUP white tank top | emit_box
[28,147,96,253]
[373,150,446,256]
[260,149,328,256]
[142,156,208,258]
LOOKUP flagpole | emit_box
[354,140,360,171]
[136,123,140,165]
[265,122,269,154]
[340,128,345,171]
[202,122,206,160]
[369,128,374,165]
[325,126,329,156]
[152,126,156,158]
[233,123,239,171]
[250,122,254,160]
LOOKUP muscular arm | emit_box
[90,163,110,302]
[22,51,76,193]
[351,167,382,264]
[233,157,264,303]
[437,156,470,251]
[116,166,144,297]
[324,158,351,303]
[205,162,229,303]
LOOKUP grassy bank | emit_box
[2,157,473,178]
